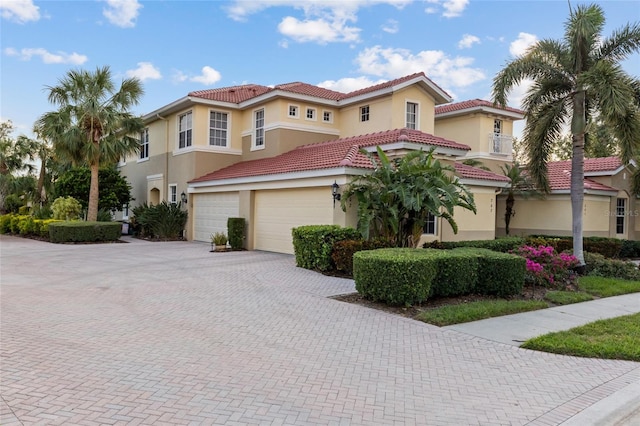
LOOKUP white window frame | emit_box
[288,104,299,118]
[178,111,193,149]
[616,198,626,234]
[305,107,316,121]
[252,108,265,150]
[406,101,419,130]
[139,128,149,161]
[122,204,129,220]
[209,110,229,148]
[423,212,437,235]
[494,119,503,135]
[322,110,333,123]
[360,105,370,122]
[168,184,178,204]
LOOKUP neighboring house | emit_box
[496,157,639,240]
[118,72,524,253]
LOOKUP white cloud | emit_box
[225,1,410,44]
[510,32,538,57]
[355,45,485,92]
[4,47,88,65]
[126,62,161,81]
[173,68,222,86]
[317,76,387,93]
[458,34,480,49]
[381,19,399,34]
[102,0,142,28]
[0,0,40,23]
[278,16,360,44]
[424,0,468,18]
[508,78,534,109]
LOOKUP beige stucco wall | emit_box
[389,86,436,134]
[240,128,338,161]
[340,97,393,137]
[435,115,483,152]
[439,188,497,242]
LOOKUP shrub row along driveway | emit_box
[1,235,638,425]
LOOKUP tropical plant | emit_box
[492,4,640,267]
[512,245,580,290]
[36,66,144,221]
[500,162,539,235]
[341,147,476,248]
[51,196,82,220]
[132,201,187,240]
[0,120,41,212]
[54,166,133,213]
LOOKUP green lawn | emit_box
[578,276,640,297]
[544,290,593,305]
[521,313,640,361]
[416,300,548,326]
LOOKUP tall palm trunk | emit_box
[88,162,99,221]
[505,193,515,235]
[571,90,587,269]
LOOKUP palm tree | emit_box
[36,66,144,221]
[492,4,640,268]
[341,147,476,248]
[500,163,538,235]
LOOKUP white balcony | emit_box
[488,133,513,155]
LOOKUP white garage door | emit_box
[193,192,239,242]
[254,188,334,254]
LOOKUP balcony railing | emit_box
[488,133,513,155]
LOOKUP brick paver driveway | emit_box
[1,235,638,425]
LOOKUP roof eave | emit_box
[435,106,525,120]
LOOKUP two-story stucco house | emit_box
[119,72,525,253]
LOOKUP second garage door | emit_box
[193,192,239,242]
[254,188,334,254]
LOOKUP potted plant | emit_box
[210,232,228,252]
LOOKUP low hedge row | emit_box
[292,225,361,272]
[0,214,62,238]
[423,237,525,253]
[353,248,525,305]
[331,238,396,275]
[48,221,121,243]
[526,235,625,259]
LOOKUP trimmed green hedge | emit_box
[49,221,121,243]
[353,248,437,306]
[292,225,361,272]
[227,217,246,250]
[526,235,624,258]
[0,214,62,239]
[353,247,526,305]
[331,238,396,275]
[424,237,525,253]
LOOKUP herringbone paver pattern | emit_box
[1,235,638,425]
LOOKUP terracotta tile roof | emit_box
[190,129,470,183]
[435,99,525,116]
[189,84,273,103]
[187,72,449,105]
[454,163,510,182]
[273,82,345,100]
[546,158,620,192]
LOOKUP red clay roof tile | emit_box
[546,158,621,192]
[435,99,524,116]
[453,163,510,182]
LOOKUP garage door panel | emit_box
[193,192,239,242]
[254,188,333,254]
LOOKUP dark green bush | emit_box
[49,221,121,243]
[527,235,623,258]
[292,225,361,272]
[227,217,246,250]
[331,238,396,275]
[3,194,23,214]
[33,205,53,219]
[468,248,526,296]
[132,201,187,240]
[585,252,640,281]
[97,209,113,222]
[353,248,437,306]
[427,249,479,297]
[424,237,525,253]
[619,240,640,259]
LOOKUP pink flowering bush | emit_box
[512,245,579,289]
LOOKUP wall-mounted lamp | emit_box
[332,181,341,208]
[181,192,188,204]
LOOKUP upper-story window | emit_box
[209,111,228,147]
[323,111,333,123]
[169,184,177,204]
[288,105,299,118]
[616,198,626,234]
[494,119,503,134]
[139,128,149,159]
[360,105,370,122]
[178,111,192,149]
[406,102,418,129]
[254,108,265,148]
[306,107,316,121]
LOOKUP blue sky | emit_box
[1,0,638,138]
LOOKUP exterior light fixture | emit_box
[332,181,341,208]
[181,192,188,204]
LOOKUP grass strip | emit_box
[416,299,548,326]
[544,290,593,305]
[579,276,640,297]
[521,313,640,361]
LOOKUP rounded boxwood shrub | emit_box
[353,248,437,306]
